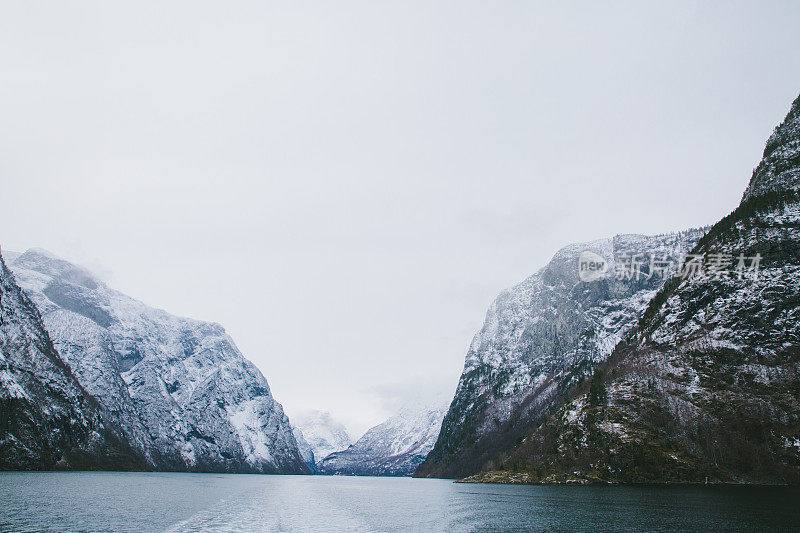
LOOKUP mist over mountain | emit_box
[291,410,353,470]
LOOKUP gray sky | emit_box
[2,1,799,436]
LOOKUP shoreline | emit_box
[455,470,796,486]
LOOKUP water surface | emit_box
[1,472,798,532]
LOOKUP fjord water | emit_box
[1,473,798,532]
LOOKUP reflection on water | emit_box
[1,472,798,532]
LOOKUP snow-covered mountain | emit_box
[0,251,140,470]
[318,400,448,476]
[290,410,352,468]
[7,249,308,474]
[416,230,705,478]
[447,92,800,484]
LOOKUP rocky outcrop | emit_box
[743,94,800,201]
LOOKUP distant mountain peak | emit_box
[318,399,448,476]
[291,410,353,467]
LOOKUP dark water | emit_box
[0,472,798,532]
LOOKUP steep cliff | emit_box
[8,250,308,474]
[0,251,140,470]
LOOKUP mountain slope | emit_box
[464,93,800,484]
[416,230,705,478]
[8,250,308,474]
[292,426,317,472]
[318,401,447,476]
[0,251,140,470]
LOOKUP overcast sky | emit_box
[2,1,799,436]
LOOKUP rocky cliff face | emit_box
[318,401,447,476]
[0,251,140,470]
[416,230,705,478]
[8,249,308,474]
[461,93,800,484]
